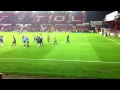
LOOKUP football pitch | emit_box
[0,32,120,79]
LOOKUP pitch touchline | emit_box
[0,58,120,64]
[106,38,120,44]
[99,34,120,44]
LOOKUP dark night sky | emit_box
[86,11,114,22]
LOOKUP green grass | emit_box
[0,32,120,78]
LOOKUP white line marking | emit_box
[106,37,120,44]
[99,34,120,44]
[0,43,117,48]
[0,58,120,64]
[74,43,116,44]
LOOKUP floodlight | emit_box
[82,11,85,12]
[32,11,36,13]
[50,11,54,13]
[15,11,20,13]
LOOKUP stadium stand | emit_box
[0,11,88,32]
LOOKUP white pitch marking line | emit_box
[106,37,120,44]
[0,58,120,64]
[99,34,120,44]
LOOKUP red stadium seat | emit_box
[0,11,88,32]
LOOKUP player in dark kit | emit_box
[36,36,40,47]
[12,35,16,47]
[1,35,4,46]
[105,32,107,37]
[22,35,25,47]
[0,35,4,46]
[26,36,30,47]
[66,35,70,43]
[0,36,1,45]
[40,34,43,46]
[40,36,42,46]
[23,36,26,47]
[47,34,50,43]
[54,37,57,45]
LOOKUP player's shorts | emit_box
[23,41,26,43]
[38,41,41,43]
[47,38,50,41]
[13,41,16,43]
[40,40,42,43]
[37,40,39,43]
[1,40,3,43]
[54,40,57,42]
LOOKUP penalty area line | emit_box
[0,58,120,64]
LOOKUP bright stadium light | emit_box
[0,11,3,13]
[68,11,72,12]
[66,11,73,13]
[32,11,36,13]
[82,11,86,12]
[15,11,20,13]
[50,11,54,13]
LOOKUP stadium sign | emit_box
[90,21,103,27]
[0,11,86,26]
